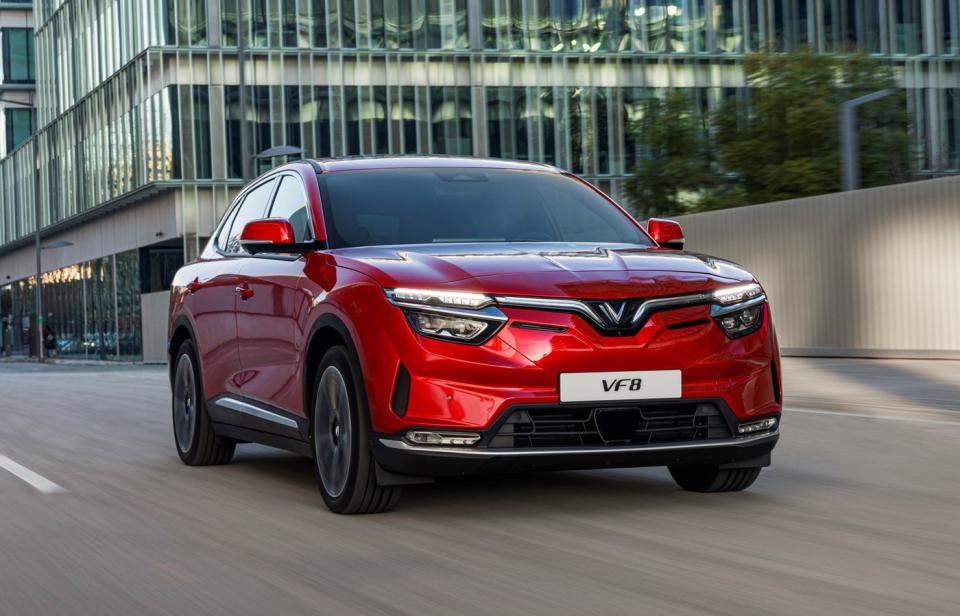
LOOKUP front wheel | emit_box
[668,464,762,492]
[311,346,401,514]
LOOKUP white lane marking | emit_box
[787,407,960,427]
[0,454,67,494]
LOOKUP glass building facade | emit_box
[1,0,960,359]
[0,250,141,360]
[0,2,36,157]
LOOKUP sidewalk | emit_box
[782,356,960,416]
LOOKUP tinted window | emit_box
[4,108,33,152]
[268,176,313,243]
[320,169,651,248]
[224,178,277,253]
[1,28,34,84]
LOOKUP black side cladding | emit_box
[391,364,411,417]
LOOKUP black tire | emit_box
[311,346,401,514]
[171,340,236,466]
[668,464,762,493]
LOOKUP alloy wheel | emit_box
[173,354,197,452]
[314,366,353,498]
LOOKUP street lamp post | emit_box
[33,138,42,361]
[839,89,895,192]
[254,145,303,176]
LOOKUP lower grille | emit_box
[488,402,732,449]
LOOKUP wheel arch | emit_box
[303,313,368,423]
[168,315,198,385]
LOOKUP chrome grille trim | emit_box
[494,291,714,330]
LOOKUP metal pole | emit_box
[839,103,857,192]
[236,0,250,181]
[34,137,43,363]
[839,89,896,192]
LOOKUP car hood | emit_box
[331,243,756,299]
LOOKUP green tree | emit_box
[626,52,911,213]
[715,52,909,205]
[624,91,716,217]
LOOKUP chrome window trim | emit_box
[218,397,300,429]
[378,431,778,458]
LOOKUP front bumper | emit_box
[372,429,779,477]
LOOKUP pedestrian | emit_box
[43,323,58,358]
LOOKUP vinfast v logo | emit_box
[598,301,630,327]
[602,378,643,392]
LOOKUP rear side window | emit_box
[223,178,277,254]
[268,176,313,243]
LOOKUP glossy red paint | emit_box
[240,218,295,249]
[168,157,781,463]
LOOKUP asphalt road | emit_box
[0,358,958,615]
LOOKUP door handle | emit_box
[236,284,254,300]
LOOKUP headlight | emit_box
[711,283,766,339]
[387,288,507,344]
[715,305,764,338]
[406,310,492,342]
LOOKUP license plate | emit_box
[559,370,681,403]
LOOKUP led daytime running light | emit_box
[391,288,493,309]
[713,283,763,306]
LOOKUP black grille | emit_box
[488,402,732,449]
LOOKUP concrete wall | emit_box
[140,291,170,364]
[674,176,960,359]
[0,191,180,283]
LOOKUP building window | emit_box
[4,108,34,153]
[1,29,35,84]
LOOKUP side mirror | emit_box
[240,219,299,255]
[647,218,685,250]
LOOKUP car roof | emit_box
[308,156,562,174]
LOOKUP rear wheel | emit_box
[668,464,761,492]
[172,340,235,466]
[311,346,400,514]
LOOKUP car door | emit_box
[235,173,315,417]
[198,177,278,395]
[185,182,271,401]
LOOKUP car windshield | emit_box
[319,168,653,248]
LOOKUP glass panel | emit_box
[4,108,34,152]
[192,86,212,178]
[225,177,277,252]
[225,86,242,179]
[115,250,142,361]
[320,169,654,248]
[268,176,313,242]
[84,257,117,361]
[251,0,269,47]
[1,29,35,83]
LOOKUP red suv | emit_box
[168,157,781,514]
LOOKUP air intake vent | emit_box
[489,402,732,449]
[391,364,411,417]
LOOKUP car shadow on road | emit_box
[226,446,776,516]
